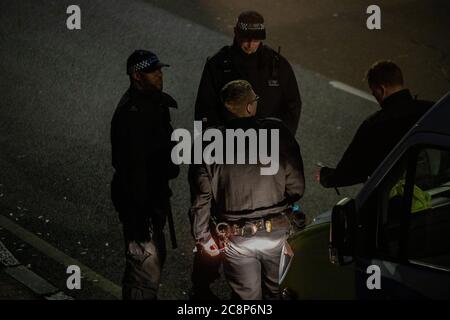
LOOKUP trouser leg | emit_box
[191,249,222,300]
[121,204,168,300]
[122,238,162,300]
[188,207,221,300]
[259,231,287,300]
[223,238,262,300]
[223,230,288,300]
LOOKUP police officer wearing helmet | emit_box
[195,11,302,134]
[111,50,179,299]
[191,10,303,300]
[190,80,305,300]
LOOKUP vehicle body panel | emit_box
[283,91,450,299]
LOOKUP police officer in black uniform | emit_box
[190,80,305,300]
[111,50,179,300]
[316,61,433,188]
[195,11,302,134]
[191,10,302,300]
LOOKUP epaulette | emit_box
[258,116,283,123]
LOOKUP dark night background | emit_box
[0,0,449,299]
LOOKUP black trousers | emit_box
[121,205,168,300]
[191,247,222,299]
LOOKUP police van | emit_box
[282,91,450,299]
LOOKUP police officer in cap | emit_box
[111,50,179,299]
[195,11,302,134]
[190,10,303,300]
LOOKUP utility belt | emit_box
[215,212,290,239]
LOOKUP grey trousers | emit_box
[223,229,289,300]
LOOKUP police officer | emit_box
[191,10,302,300]
[195,10,302,134]
[111,50,179,300]
[316,61,433,188]
[190,80,305,300]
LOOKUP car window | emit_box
[376,156,409,259]
[407,148,450,269]
[377,147,450,270]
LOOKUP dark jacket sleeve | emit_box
[282,126,305,202]
[189,163,214,242]
[279,57,302,134]
[194,59,222,126]
[320,120,372,188]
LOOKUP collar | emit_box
[129,85,163,102]
[128,86,177,109]
[225,116,257,128]
[231,39,262,62]
[380,89,413,110]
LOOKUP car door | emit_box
[354,141,450,299]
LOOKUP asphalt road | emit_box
[147,0,450,101]
[0,0,448,299]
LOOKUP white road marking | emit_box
[329,81,377,103]
[0,215,121,299]
[2,239,73,299]
[45,291,74,300]
[5,265,58,295]
[0,240,20,266]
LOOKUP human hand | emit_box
[201,237,220,257]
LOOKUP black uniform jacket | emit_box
[111,86,179,241]
[189,117,305,242]
[194,41,302,134]
[320,89,433,188]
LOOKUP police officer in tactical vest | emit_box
[194,11,302,134]
[111,50,179,299]
[191,10,303,300]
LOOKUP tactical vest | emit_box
[214,45,281,89]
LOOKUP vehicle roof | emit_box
[410,91,450,136]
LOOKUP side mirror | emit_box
[329,197,356,265]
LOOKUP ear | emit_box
[224,102,234,113]
[130,71,141,82]
[372,84,382,95]
[246,103,252,115]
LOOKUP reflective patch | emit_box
[237,22,265,31]
[268,79,279,87]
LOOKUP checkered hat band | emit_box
[237,22,265,31]
[128,57,159,73]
